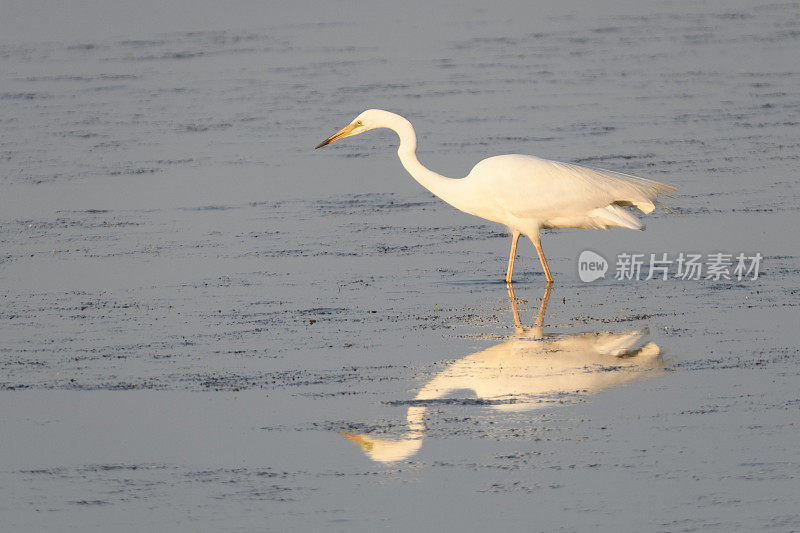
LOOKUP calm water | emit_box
[1,0,799,531]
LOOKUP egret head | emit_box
[314,109,387,149]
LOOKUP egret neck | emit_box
[385,112,473,213]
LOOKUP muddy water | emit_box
[1,0,799,531]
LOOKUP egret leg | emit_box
[532,236,554,285]
[505,231,521,284]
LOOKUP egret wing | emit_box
[470,155,674,222]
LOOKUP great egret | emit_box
[316,109,675,284]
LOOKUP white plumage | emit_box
[462,154,672,229]
[316,109,675,284]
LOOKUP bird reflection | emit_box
[343,286,664,463]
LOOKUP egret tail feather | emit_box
[588,204,644,230]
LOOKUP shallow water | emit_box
[1,0,799,531]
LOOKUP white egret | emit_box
[316,109,675,284]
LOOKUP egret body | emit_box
[316,109,674,284]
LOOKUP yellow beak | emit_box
[315,123,357,149]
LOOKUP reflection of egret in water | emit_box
[344,286,664,463]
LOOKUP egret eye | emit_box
[355,120,363,127]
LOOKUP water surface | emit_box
[1,0,799,530]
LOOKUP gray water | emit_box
[1,0,799,531]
